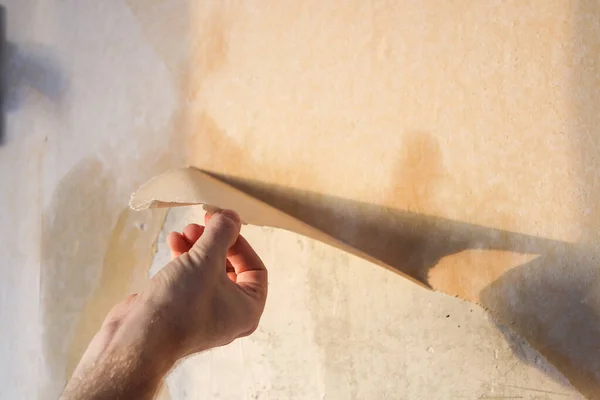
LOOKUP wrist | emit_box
[111,301,180,373]
[137,291,215,358]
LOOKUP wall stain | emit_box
[41,159,116,394]
[187,8,230,83]
[188,111,247,174]
[384,131,446,214]
[66,207,167,377]
[169,0,324,189]
[42,154,172,398]
[125,0,190,89]
[380,132,530,300]
[126,0,234,167]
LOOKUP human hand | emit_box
[62,209,268,400]
[147,209,268,359]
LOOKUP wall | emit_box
[0,0,590,399]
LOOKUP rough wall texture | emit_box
[0,0,595,399]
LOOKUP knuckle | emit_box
[249,321,260,334]
[241,321,260,337]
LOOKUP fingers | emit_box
[192,210,241,263]
[183,223,204,244]
[226,259,237,282]
[228,234,266,275]
[167,232,190,258]
[167,224,205,258]
[168,212,265,295]
[206,211,267,293]
[228,233,268,298]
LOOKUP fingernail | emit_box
[215,209,241,224]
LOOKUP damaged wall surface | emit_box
[1,0,596,399]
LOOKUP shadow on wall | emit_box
[480,247,600,398]
[3,41,68,109]
[481,1,600,398]
[203,171,600,397]
[0,3,68,145]
[483,1,600,398]
[475,2,600,398]
[0,6,69,146]
[205,170,568,284]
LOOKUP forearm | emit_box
[61,303,175,400]
[61,349,164,400]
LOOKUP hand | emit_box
[148,209,268,358]
[62,209,268,400]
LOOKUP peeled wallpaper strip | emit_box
[130,166,428,289]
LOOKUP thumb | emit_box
[191,209,241,263]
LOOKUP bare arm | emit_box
[61,210,268,400]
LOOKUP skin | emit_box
[60,209,268,400]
